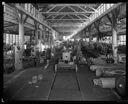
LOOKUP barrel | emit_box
[100,78,115,88]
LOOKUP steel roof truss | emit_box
[46,5,57,13]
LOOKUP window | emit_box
[6,34,9,44]
[25,4,28,11]
[16,35,19,45]
[28,4,31,13]
[103,4,105,12]
[118,35,126,45]
[3,33,6,43]
[107,4,109,9]
[31,5,34,15]
[101,5,103,14]
[33,7,35,17]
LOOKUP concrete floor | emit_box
[3,62,120,101]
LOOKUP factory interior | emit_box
[3,3,127,101]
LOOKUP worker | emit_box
[44,48,51,70]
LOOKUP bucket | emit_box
[100,78,115,88]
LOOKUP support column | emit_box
[40,29,43,51]
[112,27,118,63]
[48,30,50,48]
[44,27,46,48]
[40,29,42,41]
[94,20,101,42]
[49,31,52,48]
[52,30,56,47]
[107,6,120,64]
[82,30,85,39]
[19,20,24,49]
[42,29,45,44]
[15,11,28,70]
[83,29,86,39]
[34,22,39,45]
[88,26,92,42]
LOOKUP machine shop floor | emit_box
[48,70,82,101]
[3,63,120,101]
[77,65,120,101]
[3,64,55,101]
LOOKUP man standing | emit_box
[44,48,51,70]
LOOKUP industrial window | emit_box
[33,7,36,17]
[25,4,28,11]
[4,34,15,45]
[118,35,126,45]
[16,35,19,45]
[28,4,31,13]
[4,33,30,45]
[6,34,9,44]
[3,33,6,43]
[10,34,12,45]
[31,5,34,15]
[13,34,16,44]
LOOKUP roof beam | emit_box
[55,14,66,23]
[52,23,83,25]
[51,14,59,19]
[48,6,66,19]
[46,6,57,13]
[41,12,95,14]
[88,6,98,12]
[4,16,18,24]
[78,14,90,19]
[56,29,74,32]
[4,24,17,28]
[77,5,88,12]
[14,4,55,31]
[52,24,81,27]
[68,14,85,23]
[67,6,77,13]
[73,3,122,37]
[55,26,79,29]
[47,19,89,20]
[49,4,97,7]
[57,6,66,12]
[46,6,66,19]
[46,14,54,18]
